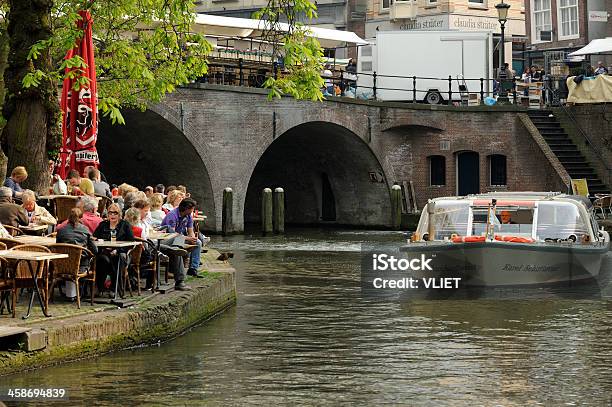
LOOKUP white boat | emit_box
[402,192,610,286]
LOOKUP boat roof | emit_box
[428,192,592,208]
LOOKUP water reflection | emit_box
[4,229,612,406]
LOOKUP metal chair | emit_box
[48,243,96,309]
[593,195,612,219]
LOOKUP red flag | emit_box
[59,10,98,179]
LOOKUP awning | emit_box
[568,37,612,56]
[193,14,368,48]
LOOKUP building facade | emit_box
[195,0,369,59]
[524,0,612,71]
[365,0,526,72]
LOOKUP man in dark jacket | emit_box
[0,186,28,227]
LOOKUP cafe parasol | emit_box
[59,9,99,179]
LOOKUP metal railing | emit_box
[545,79,612,183]
[333,70,518,105]
[197,59,527,105]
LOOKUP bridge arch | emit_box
[97,108,216,230]
[244,121,392,228]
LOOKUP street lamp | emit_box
[495,1,511,103]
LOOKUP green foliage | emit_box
[254,0,324,101]
[5,0,324,126]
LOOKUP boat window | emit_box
[536,201,590,241]
[494,208,534,236]
[418,201,470,240]
[471,208,534,236]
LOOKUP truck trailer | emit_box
[357,31,494,104]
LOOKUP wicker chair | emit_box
[48,243,96,308]
[4,225,23,237]
[123,243,143,296]
[54,196,77,223]
[124,238,157,296]
[0,238,20,249]
[95,195,112,218]
[9,244,51,314]
[0,242,13,317]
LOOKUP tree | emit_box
[0,0,323,192]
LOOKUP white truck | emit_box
[357,31,493,104]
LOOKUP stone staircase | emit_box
[527,109,610,195]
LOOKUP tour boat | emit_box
[402,192,610,286]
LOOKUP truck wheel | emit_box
[425,91,443,105]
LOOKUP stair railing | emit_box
[544,80,612,186]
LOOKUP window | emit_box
[489,155,507,186]
[557,0,579,39]
[381,0,393,11]
[468,0,487,7]
[532,0,552,42]
[429,155,446,186]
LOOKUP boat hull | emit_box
[401,242,608,286]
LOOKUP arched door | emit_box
[457,151,480,196]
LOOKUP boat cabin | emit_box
[414,193,602,244]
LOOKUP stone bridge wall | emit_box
[99,85,568,232]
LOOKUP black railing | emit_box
[197,60,524,105]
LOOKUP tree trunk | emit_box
[1,0,61,194]
[0,28,10,181]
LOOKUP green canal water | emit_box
[4,229,612,405]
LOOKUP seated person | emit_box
[21,190,57,227]
[162,190,184,212]
[499,210,516,224]
[124,207,143,238]
[161,198,202,280]
[148,193,165,226]
[93,203,134,292]
[57,196,103,233]
[0,221,11,238]
[88,168,111,198]
[133,199,152,239]
[56,207,98,299]
[3,166,27,199]
[0,186,28,227]
[67,169,95,196]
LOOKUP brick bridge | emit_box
[98,84,572,233]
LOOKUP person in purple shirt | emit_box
[161,197,202,279]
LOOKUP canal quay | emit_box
[0,250,236,377]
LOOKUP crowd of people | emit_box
[1,164,211,300]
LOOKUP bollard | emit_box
[391,184,402,231]
[262,188,273,235]
[427,201,436,241]
[273,187,285,234]
[222,188,233,236]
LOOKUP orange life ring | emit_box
[494,235,535,243]
[452,236,486,243]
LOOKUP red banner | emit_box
[59,9,98,178]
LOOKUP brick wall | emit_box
[102,85,567,232]
[525,0,588,50]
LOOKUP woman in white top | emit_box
[161,190,185,212]
[148,193,166,226]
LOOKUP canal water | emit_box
[5,229,612,405]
